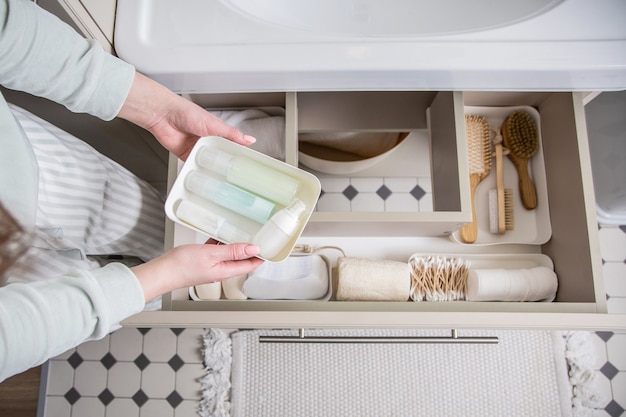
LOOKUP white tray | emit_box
[189,253,333,301]
[165,136,321,262]
[452,106,552,246]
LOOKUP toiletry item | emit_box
[185,170,276,224]
[466,266,557,302]
[408,255,470,301]
[222,274,248,300]
[175,199,251,242]
[336,257,410,301]
[488,125,514,234]
[252,198,306,260]
[502,110,539,210]
[242,255,329,300]
[196,147,300,205]
[193,282,222,300]
[460,115,492,243]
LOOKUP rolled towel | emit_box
[336,257,410,301]
[466,266,558,302]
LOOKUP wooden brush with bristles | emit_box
[502,110,539,210]
[489,126,514,234]
[460,115,491,243]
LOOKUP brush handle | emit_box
[459,173,483,243]
[509,155,537,210]
[495,142,506,233]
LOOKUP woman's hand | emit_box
[117,72,256,160]
[131,242,264,302]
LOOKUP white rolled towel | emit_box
[466,266,558,302]
[336,257,410,301]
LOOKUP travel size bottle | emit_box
[196,147,300,206]
[185,170,276,224]
[175,199,251,243]
[252,198,306,259]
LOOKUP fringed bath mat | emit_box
[229,329,570,417]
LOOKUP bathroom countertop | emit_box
[114,0,626,93]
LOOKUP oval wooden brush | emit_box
[502,110,539,210]
[460,115,491,243]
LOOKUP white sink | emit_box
[221,0,562,37]
[115,0,626,93]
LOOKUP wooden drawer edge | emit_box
[123,311,626,331]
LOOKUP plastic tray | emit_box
[452,106,552,245]
[165,136,321,262]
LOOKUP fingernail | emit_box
[243,134,256,144]
[245,244,260,257]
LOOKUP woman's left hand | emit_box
[118,72,256,160]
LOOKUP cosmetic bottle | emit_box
[185,170,275,224]
[175,199,251,242]
[253,198,306,259]
[196,147,300,205]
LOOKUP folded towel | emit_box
[466,266,558,302]
[209,109,285,161]
[242,255,329,300]
[336,257,410,301]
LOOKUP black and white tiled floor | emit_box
[39,224,626,417]
[41,327,206,417]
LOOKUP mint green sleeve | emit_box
[0,0,135,120]
[0,263,145,382]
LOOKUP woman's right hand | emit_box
[131,242,264,302]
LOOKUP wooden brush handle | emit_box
[459,174,482,243]
[510,155,537,210]
[495,142,506,234]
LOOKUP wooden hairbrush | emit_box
[502,110,539,210]
[489,126,514,234]
[460,115,491,243]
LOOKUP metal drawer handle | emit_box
[259,329,499,344]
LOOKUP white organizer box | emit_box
[164,136,320,262]
[451,105,552,246]
[123,90,625,331]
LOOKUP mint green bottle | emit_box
[185,170,275,224]
[196,147,300,206]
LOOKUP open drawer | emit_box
[124,91,626,331]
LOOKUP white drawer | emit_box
[124,91,626,331]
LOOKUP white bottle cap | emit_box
[196,147,233,177]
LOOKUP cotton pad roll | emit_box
[466,266,557,302]
[336,257,410,301]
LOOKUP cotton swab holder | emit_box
[408,255,470,301]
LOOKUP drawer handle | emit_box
[259,329,499,344]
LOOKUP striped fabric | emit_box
[6,104,165,284]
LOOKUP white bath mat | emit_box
[227,329,570,417]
